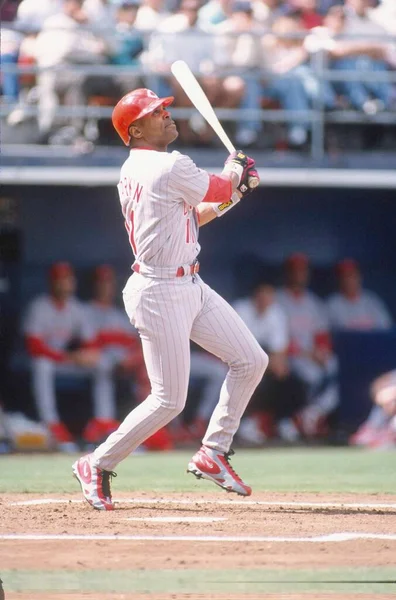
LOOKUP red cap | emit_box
[336,259,359,277]
[112,88,174,146]
[285,253,309,270]
[94,264,115,282]
[49,262,74,280]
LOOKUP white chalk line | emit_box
[1,532,396,542]
[124,516,227,523]
[9,497,396,510]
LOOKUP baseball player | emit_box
[73,88,267,510]
[351,369,396,449]
[23,262,111,452]
[277,253,339,438]
[326,259,393,331]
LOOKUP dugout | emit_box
[1,165,396,435]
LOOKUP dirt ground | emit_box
[2,491,396,599]
[5,595,396,600]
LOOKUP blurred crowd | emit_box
[0,253,394,454]
[1,0,396,150]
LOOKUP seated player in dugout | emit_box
[277,253,339,440]
[23,262,101,452]
[72,88,267,510]
[233,280,306,445]
[83,264,172,451]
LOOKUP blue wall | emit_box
[1,183,396,428]
[3,184,395,313]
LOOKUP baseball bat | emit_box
[170,60,259,189]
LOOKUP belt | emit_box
[132,260,200,278]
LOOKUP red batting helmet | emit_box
[112,88,174,146]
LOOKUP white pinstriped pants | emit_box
[94,273,268,470]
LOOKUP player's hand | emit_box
[239,167,260,197]
[223,150,259,195]
[68,348,101,368]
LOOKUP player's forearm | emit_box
[196,204,218,227]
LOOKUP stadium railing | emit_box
[1,28,395,160]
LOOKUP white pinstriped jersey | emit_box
[117,149,210,268]
[277,288,328,352]
[23,295,92,349]
[326,290,393,331]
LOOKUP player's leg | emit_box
[82,353,119,446]
[73,279,201,509]
[191,282,268,451]
[187,281,268,495]
[31,357,77,451]
[80,278,200,449]
[291,355,339,437]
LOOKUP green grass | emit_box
[0,447,395,494]
[2,567,396,594]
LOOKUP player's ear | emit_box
[129,123,143,140]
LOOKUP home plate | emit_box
[124,516,227,523]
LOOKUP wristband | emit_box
[210,193,241,217]
[222,163,244,185]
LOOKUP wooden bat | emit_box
[170,60,259,189]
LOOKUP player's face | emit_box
[95,279,116,304]
[340,272,361,297]
[254,285,275,313]
[287,265,309,288]
[51,274,76,299]
[131,105,178,149]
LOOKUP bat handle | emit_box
[248,176,260,189]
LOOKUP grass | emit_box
[1,448,396,596]
[0,447,395,494]
[2,567,396,594]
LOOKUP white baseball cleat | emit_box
[187,445,252,496]
[72,453,116,511]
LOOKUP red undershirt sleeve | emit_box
[201,174,232,204]
[25,335,67,362]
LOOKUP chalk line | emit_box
[9,497,396,510]
[1,532,396,543]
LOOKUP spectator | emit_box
[1,0,21,23]
[134,0,169,30]
[23,262,103,452]
[0,26,24,103]
[289,0,323,29]
[350,369,396,449]
[252,0,285,28]
[83,0,116,24]
[277,253,339,439]
[198,0,232,29]
[213,1,265,146]
[260,12,337,148]
[15,0,62,33]
[370,0,396,35]
[111,1,145,94]
[326,258,393,330]
[34,0,110,143]
[144,0,244,144]
[234,281,306,444]
[331,0,394,114]
[84,264,173,451]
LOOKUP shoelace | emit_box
[223,449,243,482]
[101,470,117,499]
